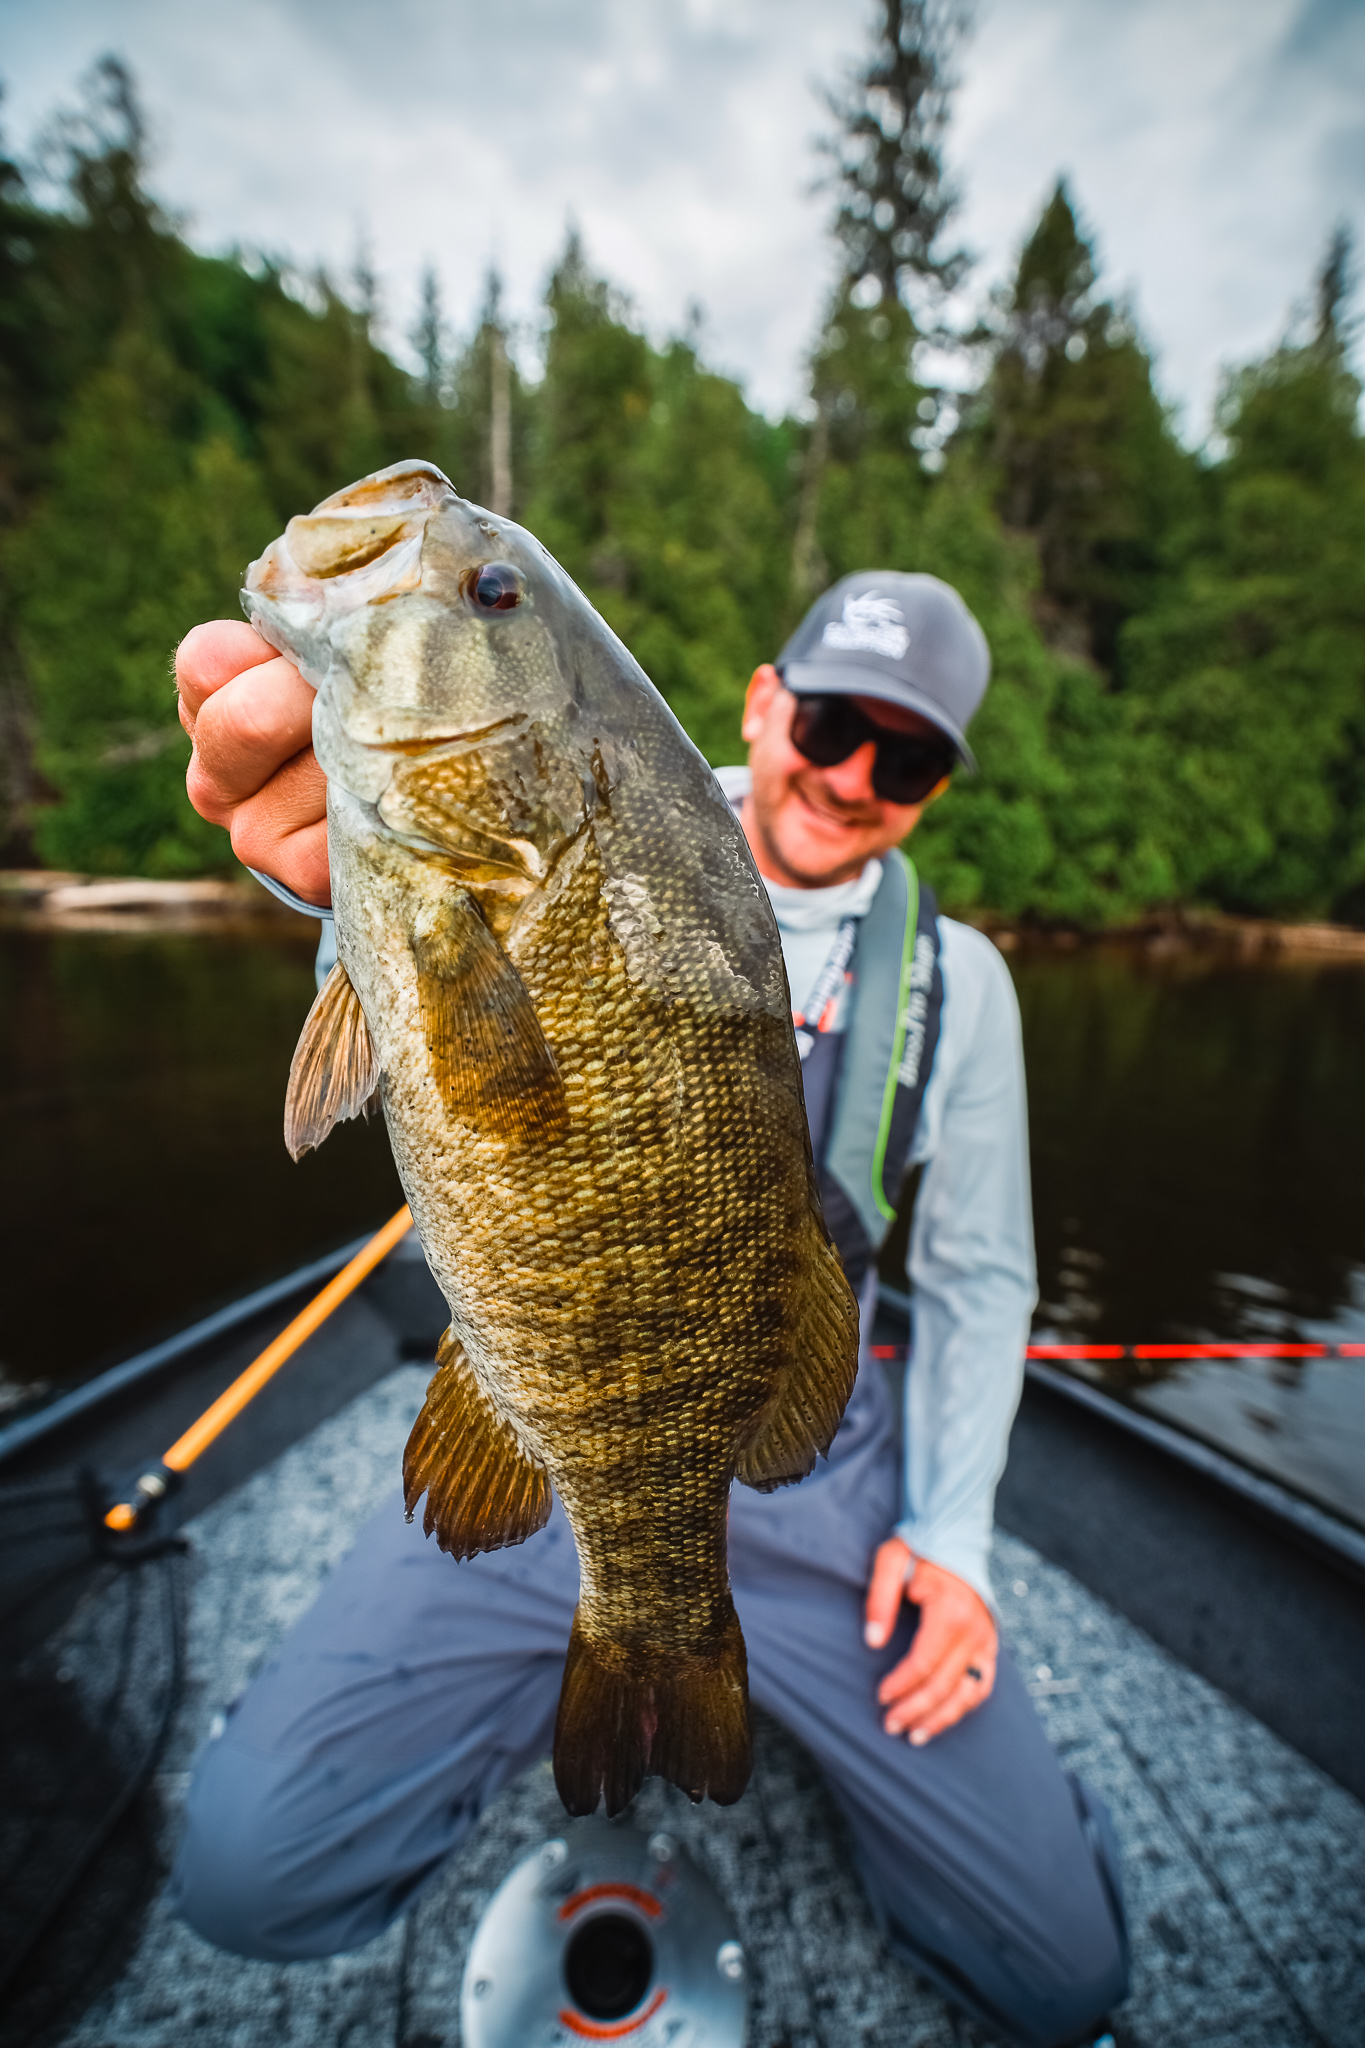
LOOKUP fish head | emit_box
[244,461,613,910]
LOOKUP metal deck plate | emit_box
[462,1818,744,2047]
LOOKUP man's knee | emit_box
[170,1734,354,1961]
[969,1773,1129,2047]
[1034,1774,1129,2041]
[886,1908,1126,2048]
[871,1769,1128,2048]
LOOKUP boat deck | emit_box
[35,1331,1365,2048]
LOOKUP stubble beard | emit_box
[748,778,883,890]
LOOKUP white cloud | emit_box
[952,0,1365,433]
[1,0,1361,434]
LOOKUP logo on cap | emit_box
[821,590,909,661]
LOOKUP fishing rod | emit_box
[100,1204,414,1538]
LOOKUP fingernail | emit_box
[910,1729,929,1747]
[865,1623,886,1648]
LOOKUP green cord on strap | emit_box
[871,851,919,1222]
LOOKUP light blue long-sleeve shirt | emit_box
[255,802,1037,1608]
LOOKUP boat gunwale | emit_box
[0,1232,379,1467]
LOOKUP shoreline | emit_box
[967,906,1365,962]
[5,868,1365,961]
[0,868,315,934]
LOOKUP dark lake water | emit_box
[1012,943,1365,1529]
[3,921,1362,1526]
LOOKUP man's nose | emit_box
[819,740,880,806]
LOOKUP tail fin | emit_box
[552,1604,752,1817]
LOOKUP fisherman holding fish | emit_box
[172,477,1128,2048]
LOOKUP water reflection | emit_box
[0,924,402,1398]
[1012,944,1365,1523]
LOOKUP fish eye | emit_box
[468,561,524,612]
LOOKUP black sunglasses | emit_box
[788,692,956,806]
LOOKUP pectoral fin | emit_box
[415,899,567,1139]
[284,960,381,1160]
[736,1239,860,1492]
[403,1329,552,1559]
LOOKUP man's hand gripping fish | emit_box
[244,461,860,1817]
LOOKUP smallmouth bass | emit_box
[244,460,859,1815]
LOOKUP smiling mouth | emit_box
[794,778,881,832]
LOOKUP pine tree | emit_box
[796,2,968,599]
[523,236,792,761]
[436,270,530,513]
[410,263,446,411]
[973,179,1196,670]
[523,231,653,578]
[820,0,968,313]
[254,273,419,517]
[1121,228,1365,919]
[803,286,933,593]
[6,329,276,873]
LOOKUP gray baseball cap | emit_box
[777,570,989,768]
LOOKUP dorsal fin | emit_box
[284,960,381,1160]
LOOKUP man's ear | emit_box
[741,663,783,743]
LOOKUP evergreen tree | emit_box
[1121,229,1365,919]
[410,262,446,410]
[6,329,276,873]
[606,332,794,762]
[805,285,933,590]
[797,1,969,599]
[525,236,793,762]
[820,0,968,313]
[525,232,654,576]
[972,179,1196,670]
[254,273,418,517]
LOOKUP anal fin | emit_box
[415,898,567,1140]
[736,1239,860,1492]
[403,1328,552,1559]
[284,960,381,1160]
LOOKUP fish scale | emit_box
[247,458,860,1815]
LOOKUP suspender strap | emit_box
[872,861,943,1220]
[816,851,944,1286]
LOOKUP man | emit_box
[171,570,1127,2047]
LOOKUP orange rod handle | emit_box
[161,1204,414,1473]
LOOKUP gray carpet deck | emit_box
[51,1369,1365,2048]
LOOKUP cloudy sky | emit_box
[2,0,1362,437]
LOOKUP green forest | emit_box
[3,11,1364,927]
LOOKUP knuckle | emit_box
[185,759,231,825]
[229,805,269,866]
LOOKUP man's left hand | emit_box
[864,1538,998,1745]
